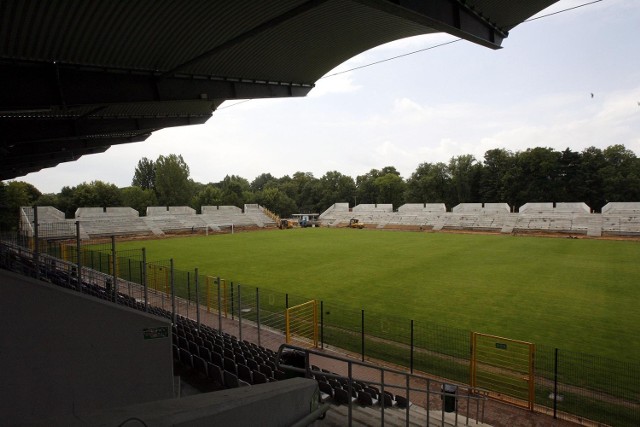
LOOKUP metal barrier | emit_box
[275,343,489,427]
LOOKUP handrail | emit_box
[275,343,488,427]
[290,402,331,427]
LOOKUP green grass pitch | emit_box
[117,228,640,362]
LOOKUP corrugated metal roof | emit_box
[0,0,559,180]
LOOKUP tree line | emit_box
[2,145,639,230]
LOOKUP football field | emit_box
[117,228,640,362]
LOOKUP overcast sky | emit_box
[13,0,640,194]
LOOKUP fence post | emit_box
[286,293,289,309]
[320,300,324,350]
[75,221,82,291]
[195,268,200,328]
[410,319,414,374]
[238,284,242,341]
[217,277,222,333]
[256,287,261,347]
[361,309,365,362]
[111,236,117,301]
[230,282,235,320]
[142,248,148,312]
[186,271,191,317]
[170,258,176,324]
[33,206,39,280]
[554,348,559,419]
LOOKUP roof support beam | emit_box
[353,0,506,49]
[0,62,313,111]
[1,116,209,143]
[0,135,150,180]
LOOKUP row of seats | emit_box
[172,315,287,390]
[311,366,410,409]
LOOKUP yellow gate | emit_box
[147,264,169,294]
[285,300,318,348]
[470,332,535,410]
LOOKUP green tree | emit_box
[250,173,277,192]
[132,157,156,190]
[479,149,514,202]
[579,146,607,211]
[448,155,478,204]
[120,186,158,215]
[374,173,406,209]
[406,162,452,205]
[0,181,42,230]
[219,175,251,207]
[256,187,297,217]
[154,154,192,205]
[73,181,123,208]
[600,144,640,203]
[508,148,561,207]
[356,169,382,205]
[291,172,320,212]
[318,171,356,210]
[191,184,223,210]
[34,193,59,208]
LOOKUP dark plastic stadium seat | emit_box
[364,386,379,399]
[199,346,211,362]
[237,364,253,384]
[179,348,193,368]
[223,357,237,375]
[274,369,286,381]
[318,381,334,400]
[358,390,377,407]
[224,370,240,388]
[213,344,224,357]
[235,354,246,366]
[210,352,223,368]
[395,395,411,408]
[252,370,267,384]
[192,355,208,377]
[207,362,224,386]
[259,364,273,379]
[188,340,199,355]
[334,388,355,405]
[382,392,396,408]
[246,358,259,371]
[328,379,341,391]
[178,336,189,350]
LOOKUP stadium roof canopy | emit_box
[0,0,558,180]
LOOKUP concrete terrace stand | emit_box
[317,202,640,237]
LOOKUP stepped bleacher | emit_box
[318,201,640,237]
[20,204,277,239]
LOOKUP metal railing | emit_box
[276,343,489,426]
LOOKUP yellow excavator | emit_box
[279,219,295,229]
[347,218,365,229]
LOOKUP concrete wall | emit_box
[106,207,139,217]
[40,378,321,427]
[0,270,174,425]
[75,207,105,218]
[452,203,482,213]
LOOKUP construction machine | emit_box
[279,219,295,229]
[347,218,365,229]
